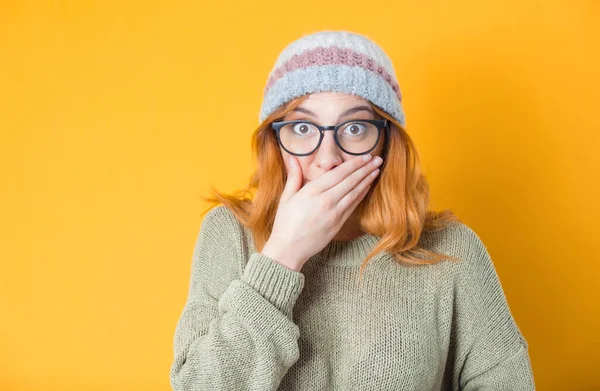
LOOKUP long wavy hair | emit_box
[201,94,463,280]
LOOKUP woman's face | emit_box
[279,92,386,187]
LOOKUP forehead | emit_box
[283,92,379,122]
[286,92,378,121]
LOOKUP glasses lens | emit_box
[278,122,321,154]
[278,121,380,155]
[337,121,379,154]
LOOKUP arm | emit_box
[451,226,536,390]
[169,206,305,391]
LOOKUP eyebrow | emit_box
[291,105,374,119]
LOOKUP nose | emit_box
[314,130,343,170]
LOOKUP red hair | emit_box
[201,94,463,280]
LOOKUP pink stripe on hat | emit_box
[264,45,402,100]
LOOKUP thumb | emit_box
[280,155,302,202]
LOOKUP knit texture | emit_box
[170,205,536,390]
[259,31,406,126]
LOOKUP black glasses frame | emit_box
[271,118,389,156]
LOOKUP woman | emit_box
[170,30,535,390]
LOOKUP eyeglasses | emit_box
[271,119,389,156]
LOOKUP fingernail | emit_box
[373,156,383,166]
[362,153,372,162]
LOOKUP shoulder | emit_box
[199,205,246,238]
[419,220,489,267]
[424,222,511,306]
[201,204,240,228]
[416,220,503,292]
[190,205,250,283]
[445,221,496,275]
[195,205,249,255]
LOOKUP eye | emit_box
[340,122,367,136]
[292,122,317,136]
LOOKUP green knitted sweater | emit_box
[170,205,535,390]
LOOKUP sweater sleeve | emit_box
[169,206,305,391]
[452,226,536,390]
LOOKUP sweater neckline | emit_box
[247,227,386,268]
[308,232,385,267]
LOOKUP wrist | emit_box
[261,241,303,272]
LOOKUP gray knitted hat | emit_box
[259,30,405,126]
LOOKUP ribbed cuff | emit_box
[241,252,305,317]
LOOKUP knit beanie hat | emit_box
[259,30,405,127]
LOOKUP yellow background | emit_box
[1,1,598,390]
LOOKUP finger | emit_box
[340,182,372,223]
[337,184,371,226]
[309,154,374,194]
[280,154,303,202]
[326,155,382,204]
[336,167,379,217]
